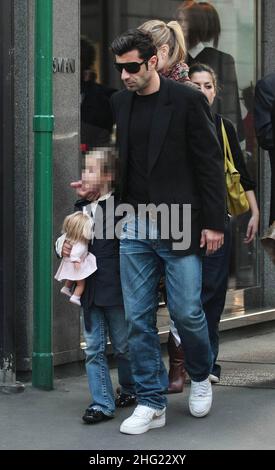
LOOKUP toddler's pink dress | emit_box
[55,241,97,281]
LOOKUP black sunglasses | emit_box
[114,59,148,74]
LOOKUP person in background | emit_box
[176,0,245,142]
[182,63,258,383]
[139,19,190,85]
[254,72,275,262]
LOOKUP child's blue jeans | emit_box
[84,304,135,416]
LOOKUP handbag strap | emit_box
[221,118,235,169]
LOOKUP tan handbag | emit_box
[221,119,249,216]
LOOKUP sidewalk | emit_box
[1,321,275,450]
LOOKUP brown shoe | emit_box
[167,332,186,394]
[261,221,275,264]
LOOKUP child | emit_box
[55,211,97,306]
[56,147,136,424]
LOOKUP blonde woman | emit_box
[165,63,258,389]
[139,19,191,84]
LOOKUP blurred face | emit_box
[189,71,216,106]
[115,49,157,94]
[82,151,112,194]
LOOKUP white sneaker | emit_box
[209,373,220,384]
[120,405,166,435]
[60,286,72,297]
[189,378,212,417]
[69,295,81,306]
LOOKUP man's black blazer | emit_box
[111,76,226,256]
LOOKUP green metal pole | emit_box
[32,0,54,390]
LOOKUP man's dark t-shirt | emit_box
[126,91,159,206]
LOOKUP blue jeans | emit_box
[120,215,212,410]
[202,219,232,377]
[84,305,135,416]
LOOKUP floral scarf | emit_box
[161,61,190,83]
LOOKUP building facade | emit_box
[1,0,275,379]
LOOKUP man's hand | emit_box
[70,180,100,201]
[62,240,72,258]
[200,229,224,255]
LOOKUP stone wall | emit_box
[15,0,82,371]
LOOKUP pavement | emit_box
[1,321,275,451]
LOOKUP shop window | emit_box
[81,0,259,321]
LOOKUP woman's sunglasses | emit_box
[114,59,148,74]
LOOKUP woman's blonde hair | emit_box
[139,20,186,69]
[62,211,93,244]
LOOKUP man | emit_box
[110,29,225,435]
[254,72,275,262]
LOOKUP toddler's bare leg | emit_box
[73,279,85,297]
[65,280,74,289]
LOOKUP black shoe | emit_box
[115,393,137,408]
[82,408,113,424]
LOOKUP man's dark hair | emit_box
[110,29,157,60]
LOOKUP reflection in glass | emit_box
[81,36,116,149]
[80,0,259,317]
[176,0,244,142]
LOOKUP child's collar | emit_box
[94,190,113,203]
